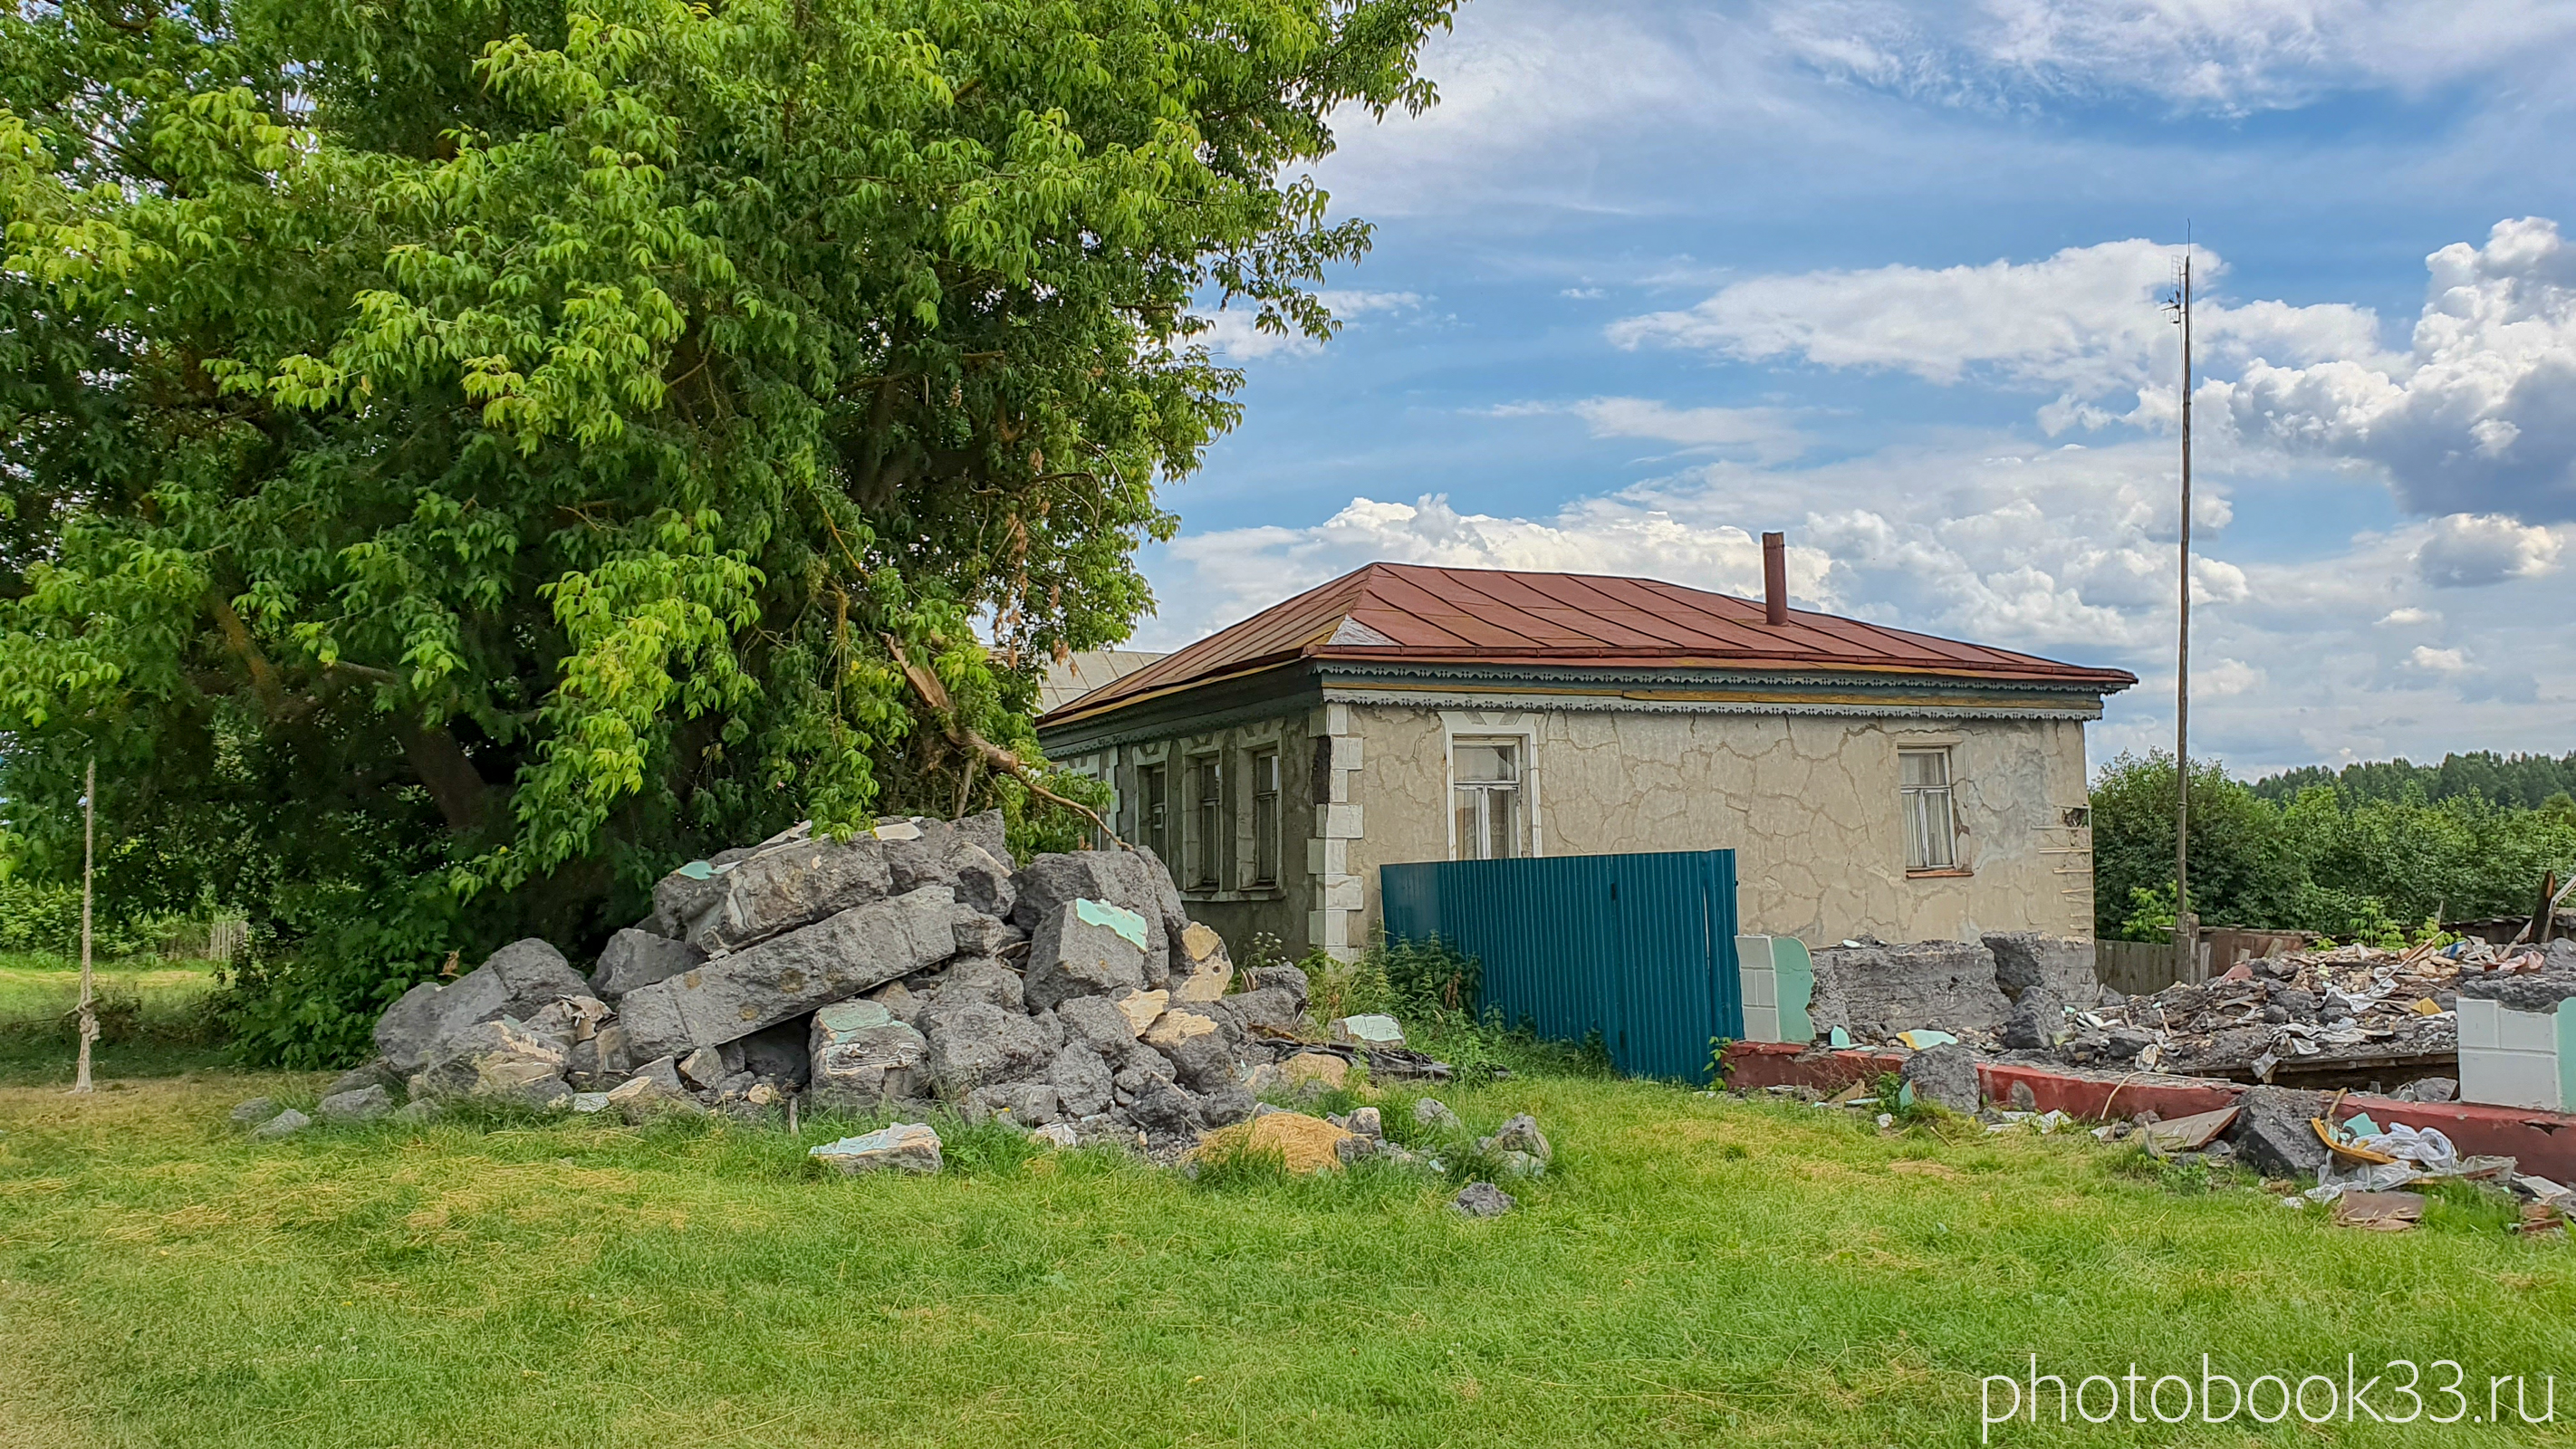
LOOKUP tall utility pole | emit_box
[2168,242,2196,946]
[72,758,98,1094]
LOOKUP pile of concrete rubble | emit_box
[1803,932,2576,1084]
[286,811,1426,1151]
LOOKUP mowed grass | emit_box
[5,1067,2576,1448]
[0,955,230,1086]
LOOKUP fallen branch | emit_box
[879,634,1123,847]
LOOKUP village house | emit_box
[1036,539,2136,960]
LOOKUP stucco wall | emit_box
[1343,704,2095,949]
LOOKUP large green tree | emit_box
[0,0,1454,1061]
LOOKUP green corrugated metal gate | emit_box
[1379,849,1742,1080]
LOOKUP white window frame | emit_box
[1439,711,1544,861]
[1899,746,1959,872]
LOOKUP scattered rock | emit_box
[1030,1121,1081,1148]
[1112,988,1170,1037]
[2007,1080,2038,1112]
[1999,988,2065,1051]
[1481,1112,1553,1165]
[2227,1086,2331,1177]
[966,1080,1062,1126]
[1454,1182,1516,1216]
[1899,1043,1983,1113]
[325,1060,400,1098]
[678,1046,728,1090]
[229,1097,280,1128]
[1345,1106,1383,1139]
[1413,1098,1462,1131]
[1169,922,1235,1003]
[2397,1076,2458,1104]
[409,1018,572,1108]
[248,1108,312,1141]
[810,1122,944,1175]
[603,1070,701,1120]
[316,1085,392,1124]
[1495,1149,1545,1178]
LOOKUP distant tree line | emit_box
[2092,752,2576,943]
[2248,751,2576,811]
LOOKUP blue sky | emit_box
[1128,0,2576,777]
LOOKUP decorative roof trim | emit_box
[1318,686,2103,723]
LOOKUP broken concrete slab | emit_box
[588,928,706,1002]
[923,1001,1055,1099]
[1169,921,1234,1003]
[807,1003,929,1104]
[603,1070,701,1120]
[617,887,976,1061]
[1807,939,2011,1041]
[1011,850,1178,986]
[1899,1043,1983,1113]
[965,1081,1061,1126]
[664,831,896,955]
[1454,1182,1516,1216]
[1023,898,1150,1012]
[1999,988,2066,1051]
[409,1018,571,1108]
[1044,1043,1116,1118]
[373,938,591,1073]
[810,1122,943,1175]
[2227,1086,2332,1177]
[1983,932,2101,1003]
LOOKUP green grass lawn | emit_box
[5,1056,2574,1447]
[0,953,231,1086]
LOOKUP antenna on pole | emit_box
[2163,229,2196,962]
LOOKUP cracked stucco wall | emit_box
[1344,705,2096,949]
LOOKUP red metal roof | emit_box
[1043,562,2137,725]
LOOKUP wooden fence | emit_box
[2092,928,2312,996]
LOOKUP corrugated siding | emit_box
[1379,850,1742,1080]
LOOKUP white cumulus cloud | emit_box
[1608,239,2382,433]
[2214,218,2576,521]
[2410,512,2566,587]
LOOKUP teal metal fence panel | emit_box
[1379,850,1742,1080]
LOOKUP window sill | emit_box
[1905,868,1974,879]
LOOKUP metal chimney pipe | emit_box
[1762,531,1789,626]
